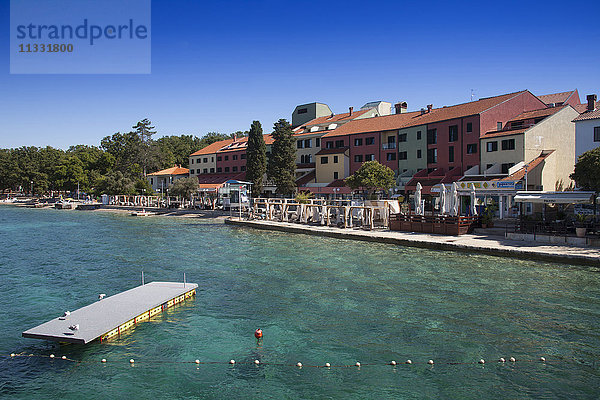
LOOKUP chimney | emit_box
[394,102,408,114]
[420,108,426,115]
[427,104,433,113]
[349,106,353,116]
[233,133,237,142]
[587,94,597,112]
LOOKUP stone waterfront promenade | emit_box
[225,218,600,266]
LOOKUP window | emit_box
[316,138,321,147]
[501,163,514,174]
[365,154,375,161]
[203,157,208,163]
[594,126,600,142]
[191,159,194,164]
[217,156,222,161]
[335,140,345,148]
[388,136,396,143]
[449,146,454,163]
[388,153,397,161]
[501,139,515,150]
[224,155,229,161]
[298,108,308,114]
[427,148,437,163]
[233,155,238,160]
[241,154,246,159]
[233,166,238,172]
[190,170,195,175]
[210,168,214,173]
[486,164,493,170]
[321,156,328,164]
[427,129,437,144]
[487,141,498,152]
[217,167,222,172]
[304,139,311,148]
[150,178,154,184]
[417,149,422,159]
[354,155,363,162]
[224,167,230,172]
[211,157,214,162]
[466,143,477,154]
[334,172,339,180]
[203,168,207,174]
[497,122,502,130]
[241,166,246,171]
[297,140,303,149]
[466,122,473,133]
[354,138,363,146]
[398,133,407,142]
[398,152,407,160]
[326,141,333,149]
[365,137,375,145]
[449,125,458,142]
[333,156,338,163]
[417,130,422,140]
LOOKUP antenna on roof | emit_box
[470,89,475,102]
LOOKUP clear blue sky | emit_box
[1,0,599,149]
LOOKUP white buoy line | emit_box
[7,353,551,368]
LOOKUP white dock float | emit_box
[22,281,198,344]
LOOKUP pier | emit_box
[22,281,198,344]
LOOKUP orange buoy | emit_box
[254,329,263,339]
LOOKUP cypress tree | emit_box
[268,119,296,196]
[245,121,267,197]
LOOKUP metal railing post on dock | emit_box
[141,271,145,285]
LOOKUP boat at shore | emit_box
[131,209,153,216]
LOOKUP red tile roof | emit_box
[537,90,576,105]
[573,107,600,122]
[483,128,528,139]
[195,172,246,184]
[295,170,316,186]
[190,135,274,156]
[315,147,350,155]
[573,103,589,114]
[497,151,554,181]
[190,139,234,156]
[321,111,422,138]
[322,90,532,138]
[148,166,189,176]
[510,106,563,121]
[297,109,371,128]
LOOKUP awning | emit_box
[513,191,595,204]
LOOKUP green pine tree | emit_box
[132,118,157,177]
[245,121,267,197]
[268,119,296,196]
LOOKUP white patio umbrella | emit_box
[451,182,459,216]
[415,182,423,215]
[470,184,477,216]
[439,184,446,215]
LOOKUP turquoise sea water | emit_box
[0,206,599,399]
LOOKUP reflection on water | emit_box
[0,207,599,399]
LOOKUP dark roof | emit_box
[315,147,349,155]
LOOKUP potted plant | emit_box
[575,213,587,238]
[481,203,497,228]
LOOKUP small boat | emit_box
[131,209,152,217]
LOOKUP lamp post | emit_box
[30,181,33,197]
[524,164,529,191]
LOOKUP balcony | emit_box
[382,143,396,150]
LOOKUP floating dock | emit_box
[22,281,197,344]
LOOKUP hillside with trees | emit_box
[0,119,230,196]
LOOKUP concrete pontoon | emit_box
[22,281,198,344]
